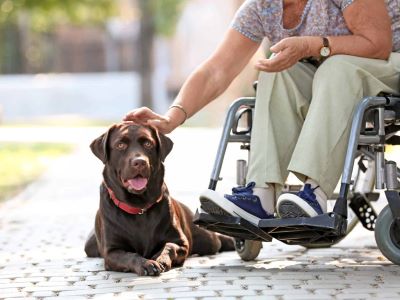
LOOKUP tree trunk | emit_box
[138,0,155,109]
[17,12,30,73]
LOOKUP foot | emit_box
[200,189,232,217]
[277,184,326,218]
[200,182,274,225]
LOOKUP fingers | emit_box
[124,107,164,126]
[123,107,173,134]
[255,51,295,72]
[269,39,286,53]
[256,40,293,72]
[123,107,156,122]
[256,37,310,72]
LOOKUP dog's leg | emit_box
[216,233,235,252]
[191,225,235,255]
[152,242,190,271]
[84,229,100,257]
[104,250,164,276]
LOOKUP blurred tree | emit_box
[0,0,116,73]
[137,0,186,109]
[0,0,115,30]
[0,0,186,108]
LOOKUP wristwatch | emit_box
[320,37,331,59]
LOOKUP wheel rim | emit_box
[389,220,400,250]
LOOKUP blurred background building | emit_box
[0,0,261,126]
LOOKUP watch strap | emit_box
[322,37,329,48]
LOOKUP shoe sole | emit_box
[277,193,319,218]
[199,189,261,225]
[199,195,231,217]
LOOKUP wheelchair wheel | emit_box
[235,239,262,261]
[375,205,400,265]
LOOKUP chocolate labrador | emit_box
[85,122,234,276]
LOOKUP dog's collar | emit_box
[104,182,162,215]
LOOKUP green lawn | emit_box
[0,143,73,202]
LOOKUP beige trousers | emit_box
[246,53,400,197]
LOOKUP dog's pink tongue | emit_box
[128,177,148,190]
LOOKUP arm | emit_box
[310,0,392,59]
[124,29,260,133]
[257,0,392,72]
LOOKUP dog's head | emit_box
[90,122,173,196]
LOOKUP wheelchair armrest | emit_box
[232,106,253,135]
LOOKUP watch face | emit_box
[320,46,331,57]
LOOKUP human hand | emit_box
[123,107,174,134]
[255,37,311,72]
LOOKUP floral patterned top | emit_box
[231,0,400,52]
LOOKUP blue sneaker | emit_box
[277,184,325,218]
[200,182,274,225]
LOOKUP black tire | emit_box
[235,239,262,261]
[375,205,400,265]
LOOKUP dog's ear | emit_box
[153,128,173,162]
[90,125,116,163]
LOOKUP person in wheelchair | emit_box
[124,0,400,225]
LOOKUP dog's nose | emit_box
[130,157,147,170]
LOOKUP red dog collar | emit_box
[104,183,162,215]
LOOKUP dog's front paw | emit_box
[156,256,172,272]
[139,259,164,276]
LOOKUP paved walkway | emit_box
[0,127,399,300]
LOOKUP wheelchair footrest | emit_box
[193,209,272,242]
[258,213,347,246]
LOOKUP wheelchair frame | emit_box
[194,89,400,264]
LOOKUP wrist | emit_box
[305,36,327,58]
[168,104,188,124]
[163,116,176,134]
[165,104,188,131]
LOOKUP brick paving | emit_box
[0,127,399,300]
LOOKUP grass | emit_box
[0,142,73,202]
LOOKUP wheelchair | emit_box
[194,81,400,264]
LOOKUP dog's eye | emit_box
[143,140,154,149]
[115,142,127,150]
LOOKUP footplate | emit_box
[258,213,347,246]
[349,193,377,231]
[193,209,272,242]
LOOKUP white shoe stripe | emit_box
[277,193,319,218]
[200,189,261,225]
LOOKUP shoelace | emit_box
[298,184,323,214]
[298,184,318,201]
[231,182,256,194]
[227,181,275,218]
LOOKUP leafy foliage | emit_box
[0,0,116,31]
[0,0,186,34]
[150,0,187,37]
